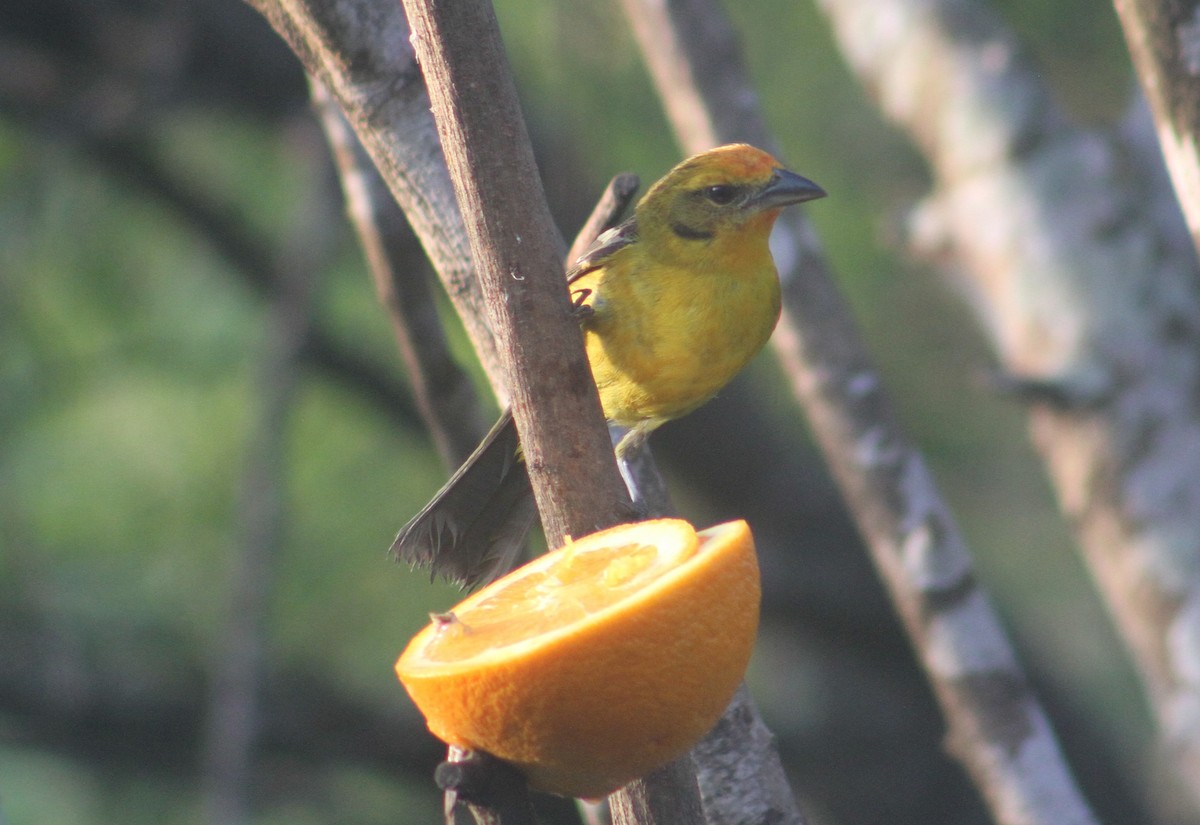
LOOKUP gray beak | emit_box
[752,168,826,210]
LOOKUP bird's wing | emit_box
[566,216,639,285]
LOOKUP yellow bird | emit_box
[392,144,825,586]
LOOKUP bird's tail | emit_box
[390,409,537,589]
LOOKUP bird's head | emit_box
[635,144,825,247]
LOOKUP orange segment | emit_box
[417,523,697,665]
[396,518,760,799]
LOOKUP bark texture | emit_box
[820,0,1200,808]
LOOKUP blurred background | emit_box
[0,0,1168,823]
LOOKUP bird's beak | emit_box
[751,169,826,210]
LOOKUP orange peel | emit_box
[396,518,760,798]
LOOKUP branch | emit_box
[238,1,705,818]
[312,80,488,467]
[201,119,334,825]
[621,0,1102,823]
[562,175,711,825]
[398,0,628,565]
[817,0,1200,810]
[1113,0,1200,257]
[241,0,507,397]
[400,4,698,825]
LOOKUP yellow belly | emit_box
[577,255,781,428]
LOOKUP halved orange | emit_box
[395,518,760,799]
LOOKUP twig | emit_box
[620,0,1103,823]
[312,79,488,467]
[607,759,703,825]
[568,177,709,825]
[565,173,674,518]
[201,118,332,825]
[242,0,508,398]
[818,0,1200,810]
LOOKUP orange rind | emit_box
[396,518,760,798]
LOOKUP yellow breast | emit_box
[574,238,781,428]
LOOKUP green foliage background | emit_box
[0,0,1163,823]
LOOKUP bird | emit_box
[392,144,826,587]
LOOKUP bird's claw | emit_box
[570,289,594,321]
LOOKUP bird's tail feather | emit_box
[390,410,536,588]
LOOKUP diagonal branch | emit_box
[565,172,640,266]
[398,5,684,825]
[202,120,334,825]
[817,0,1200,811]
[242,0,507,399]
[397,0,628,575]
[312,80,488,467]
[620,0,1102,823]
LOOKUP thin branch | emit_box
[564,177,711,825]
[817,0,1200,810]
[242,0,507,398]
[565,172,678,528]
[1113,0,1200,257]
[607,758,703,825]
[202,118,333,825]
[312,79,488,467]
[399,0,629,549]
[238,2,702,820]
[400,3,684,825]
[620,0,1102,823]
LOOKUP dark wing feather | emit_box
[390,410,535,588]
[566,216,638,285]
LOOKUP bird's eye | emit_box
[703,185,737,205]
